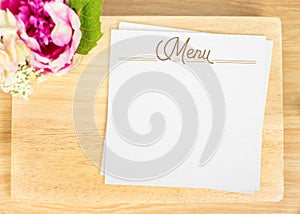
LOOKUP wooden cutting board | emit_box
[11,16,283,203]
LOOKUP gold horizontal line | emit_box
[119,57,181,62]
[212,59,256,64]
[186,60,206,63]
[213,59,256,62]
[119,57,256,64]
[119,59,157,62]
[119,57,156,60]
[213,59,255,60]
[121,59,157,62]
[214,61,256,64]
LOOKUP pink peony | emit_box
[0,0,20,14]
[1,0,82,75]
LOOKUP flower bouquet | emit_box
[0,0,103,99]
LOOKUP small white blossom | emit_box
[36,71,48,84]
[0,64,36,100]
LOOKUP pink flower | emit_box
[0,0,20,14]
[1,0,82,75]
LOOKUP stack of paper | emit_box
[100,22,273,194]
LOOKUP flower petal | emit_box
[5,35,17,62]
[0,10,6,27]
[6,9,16,26]
[17,20,41,52]
[50,47,71,69]
[44,2,72,46]
[51,21,72,46]
[67,6,82,53]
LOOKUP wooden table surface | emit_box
[0,0,299,213]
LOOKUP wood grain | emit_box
[0,0,299,213]
[10,16,282,203]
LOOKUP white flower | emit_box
[0,9,31,83]
[0,64,35,100]
[0,9,39,99]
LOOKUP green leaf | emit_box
[69,0,104,55]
